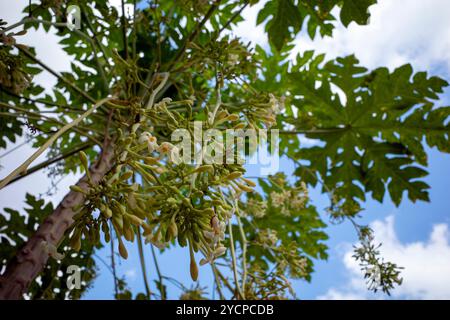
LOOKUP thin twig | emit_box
[121,0,129,60]
[137,228,152,299]
[227,221,244,299]
[0,102,103,145]
[208,71,223,125]
[0,137,34,159]
[236,215,248,296]
[280,128,346,134]
[151,245,166,300]
[211,263,225,299]
[0,97,112,189]
[109,221,119,297]
[218,1,249,33]
[167,0,222,71]
[3,142,92,188]
[1,89,104,117]
[17,45,97,105]
[7,17,109,92]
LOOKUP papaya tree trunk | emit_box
[0,144,115,300]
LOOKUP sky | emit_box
[1,0,450,300]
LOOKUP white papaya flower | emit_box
[268,93,285,114]
[158,142,180,163]
[228,53,239,66]
[41,240,65,260]
[139,132,159,153]
[214,246,227,257]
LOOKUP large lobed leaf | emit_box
[257,0,377,51]
[285,54,449,208]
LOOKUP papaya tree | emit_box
[0,0,448,300]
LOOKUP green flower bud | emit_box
[120,171,133,181]
[118,239,128,259]
[104,231,110,243]
[70,231,82,252]
[241,177,256,187]
[126,213,143,226]
[79,151,89,172]
[100,205,113,219]
[236,182,254,193]
[233,123,246,130]
[123,219,134,242]
[225,114,240,122]
[225,172,242,180]
[70,185,87,194]
[214,246,227,257]
[201,208,215,216]
[112,214,124,232]
[142,223,153,236]
[216,110,229,120]
[182,197,193,208]
[189,244,198,281]
[169,221,178,238]
[193,165,214,174]
[144,157,159,165]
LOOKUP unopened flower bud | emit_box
[190,256,198,281]
[118,240,128,259]
[214,246,227,257]
[225,172,242,180]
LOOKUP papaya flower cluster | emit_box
[257,229,279,248]
[239,93,286,129]
[245,198,268,218]
[67,86,267,282]
[270,181,309,216]
[138,131,180,163]
[199,215,227,266]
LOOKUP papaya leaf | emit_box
[285,54,449,208]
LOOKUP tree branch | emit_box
[167,0,222,72]
[0,97,112,190]
[0,140,115,299]
[3,142,92,188]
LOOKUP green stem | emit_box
[0,97,112,190]
[227,221,244,299]
[136,228,152,299]
[109,221,119,298]
[211,264,225,299]
[4,142,92,188]
[167,0,222,71]
[0,102,103,145]
[151,245,166,300]
[236,214,248,296]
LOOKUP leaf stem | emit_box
[136,228,152,299]
[0,97,112,190]
[151,245,166,300]
[3,142,92,188]
[227,220,244,299]
[236,214,248,296]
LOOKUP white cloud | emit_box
[124,268,137,281]
[232,1,267,47]
[0,0,72,91]
[234,0,450,78]
[0,1,79,210]
[294,0,450,75]
[318,216,450,300]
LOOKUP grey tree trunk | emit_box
[0,145,115,299]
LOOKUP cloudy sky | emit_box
[1,0,450,300]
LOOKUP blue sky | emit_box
[1,0,450,300]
